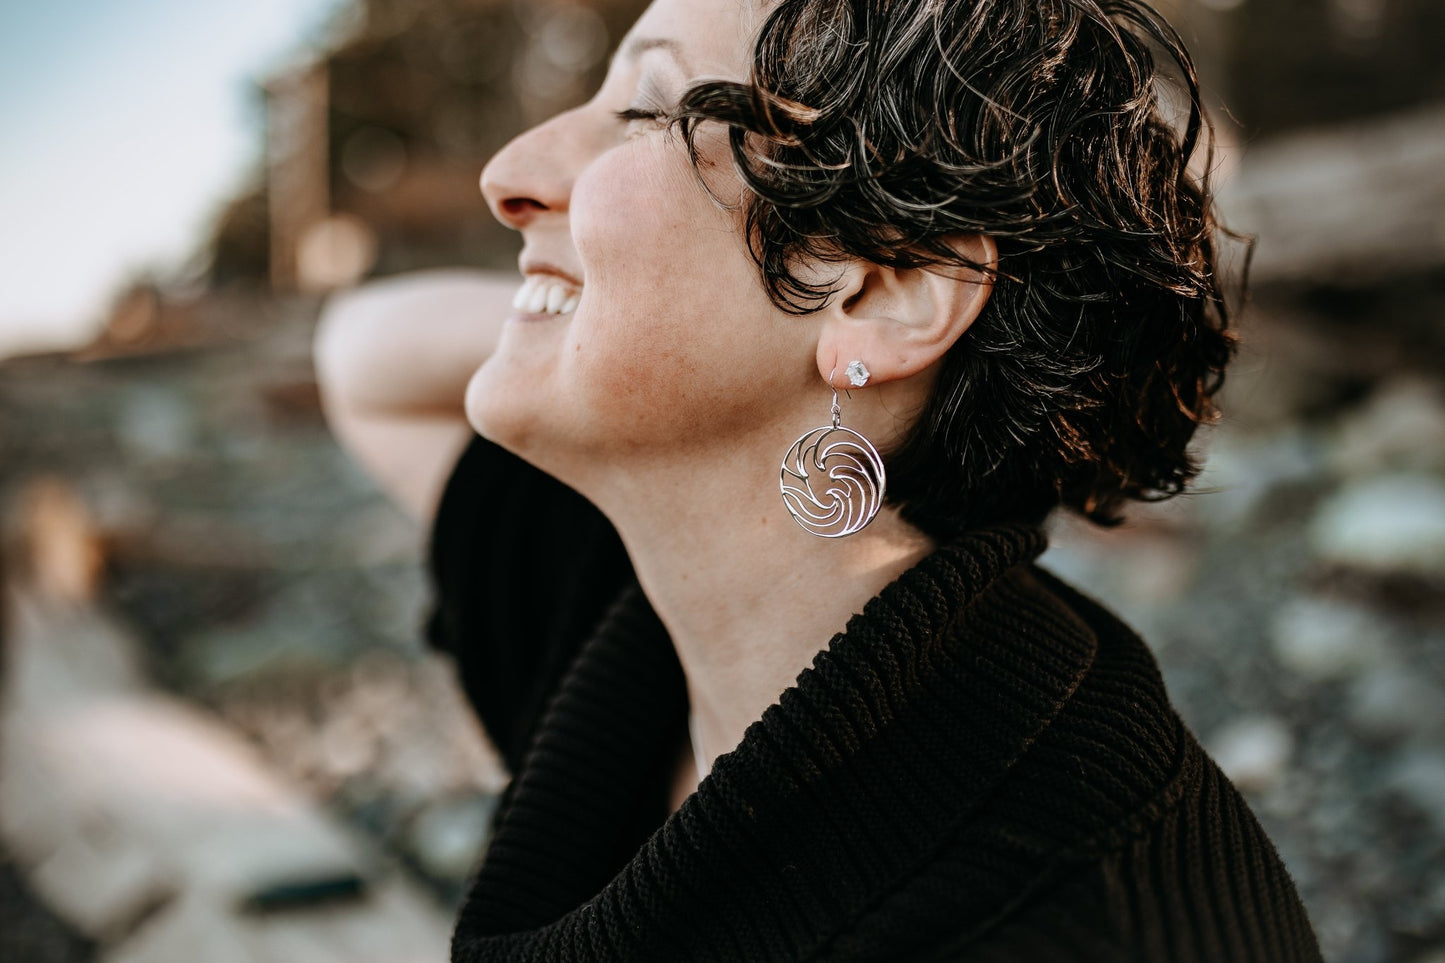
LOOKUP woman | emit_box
[316,0,1322,958]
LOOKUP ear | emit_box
[814,234,997,388]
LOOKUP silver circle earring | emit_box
[779,363,886,538]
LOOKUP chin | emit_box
[464,357,543,456]
[466,355,599,486]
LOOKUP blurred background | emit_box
[1,0,1442,960]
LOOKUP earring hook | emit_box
[827,367,841,429]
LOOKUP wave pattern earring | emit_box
[779,364,886,538]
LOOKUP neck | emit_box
[587,445,935,781]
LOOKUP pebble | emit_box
[406,796,497,883]
[1328,378,1445,478]
[1348,663,1445,739]
[1270,595,1392,681]
[1207,715,1295,792]
[1385,749,1445,832]
[1258,770,1313,819]
[317,712,379,781]
[1310,473,1445,578]
[1312,894,1364,960]
[1194,427,1324,529]
[115,386,196,462]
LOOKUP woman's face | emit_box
[469,0,822,483]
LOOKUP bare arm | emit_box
[313,269,517,524]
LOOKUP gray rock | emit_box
[1258,770,1315,820]
[178,581,358,688]
[405,796,497,884]
[1194,427,1325,529]
[1206,715,1295,792]
[1328,378,1445,478]
[1310,473,1445,578]
[115,387,196,462]
[1349,663,1445,739]
[1386,749,1445,832]
[1311,893,1364,961]
[316,712,379,784]
[1270,596,1392,681]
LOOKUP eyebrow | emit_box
[615,36,693,74]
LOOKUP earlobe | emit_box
[815,234,997,388]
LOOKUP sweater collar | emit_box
[452,524,1095,961]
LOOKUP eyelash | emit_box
[614,106,668,125]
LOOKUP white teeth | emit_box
[514,274,582,316]
[511,276,538,310]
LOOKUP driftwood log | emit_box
[0,478,453,963]
[1218,104,1445,286]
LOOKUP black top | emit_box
[426,434,1321,962]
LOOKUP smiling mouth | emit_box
[513,275,581,316]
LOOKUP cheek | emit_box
[563,135,811,452]
[570,141,757,392]
[573,139,715,294]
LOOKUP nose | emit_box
[481,107,601,230]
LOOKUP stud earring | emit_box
[779,363,886,538]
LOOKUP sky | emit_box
[0,0,344,357]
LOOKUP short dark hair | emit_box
[673,0,1238,534]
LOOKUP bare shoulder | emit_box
[314,269,517,524]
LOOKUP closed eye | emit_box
[614,106,668,124]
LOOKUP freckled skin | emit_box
[464,0,811,492]
[462,0,984,810]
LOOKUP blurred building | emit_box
[100,0,1445,358]
[238,0,1445,287]
[214,0,649,298]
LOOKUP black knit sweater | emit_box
[426,435,1321,962]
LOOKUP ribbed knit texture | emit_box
[427,435,1321,962]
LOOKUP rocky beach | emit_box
[2,272,1443,961]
